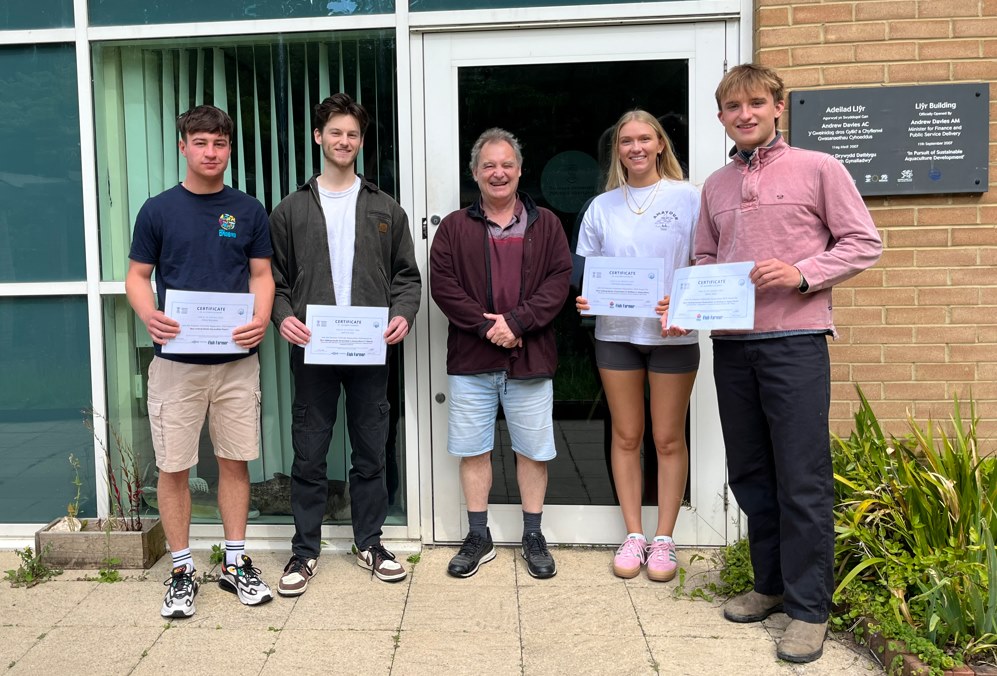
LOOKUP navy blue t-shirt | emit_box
[129,184,273,365]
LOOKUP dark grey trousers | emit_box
[713,334,835,623]
[289,346,390,557]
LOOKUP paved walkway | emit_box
[1,546,883,676]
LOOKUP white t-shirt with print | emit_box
[576,178,700,345]
[318,176,361,307]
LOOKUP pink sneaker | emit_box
[646,539,677,582]
[613,536,647,578]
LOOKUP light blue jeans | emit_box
[447,372,556,461]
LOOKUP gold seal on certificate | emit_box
[304,305,389,365]
[666,261,756,330]
[162,289,254,354]
[580,256,666,318]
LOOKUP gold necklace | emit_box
[623,180,661,215]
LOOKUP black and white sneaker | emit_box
[219,555,274,606]
[522,531,557,579]
[447,528,496,578]
[161,566,199,618]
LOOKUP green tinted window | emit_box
[0,45,85,282]
[96,30,406,527]
[0,297,95,522]
[0,1,74,29]
[412,0,646,9]
[89,0,393,26]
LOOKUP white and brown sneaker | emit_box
[277,555,317,597]
[356,543,407,582]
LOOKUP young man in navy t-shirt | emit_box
[126,105,275,618]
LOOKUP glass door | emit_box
[418,22,732,545]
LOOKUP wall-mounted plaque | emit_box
[789,83,989,197]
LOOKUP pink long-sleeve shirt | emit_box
[695,137,883,338]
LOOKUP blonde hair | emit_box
[714,64,785,110]
[604,110,684,191]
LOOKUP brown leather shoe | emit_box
[777,619,828,663]
[722,590,784,623]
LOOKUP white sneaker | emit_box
[161,566,199,618]
[218,555,273,605]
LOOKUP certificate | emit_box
[162,290,254,354]
[580,256,665,318]
[666,261,755,331]
[304,305,389,365]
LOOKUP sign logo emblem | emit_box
[219,214,237,231]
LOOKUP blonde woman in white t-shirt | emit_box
[576,110,700,582]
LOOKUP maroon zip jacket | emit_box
[430,193,572,379]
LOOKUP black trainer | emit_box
[522,531,556,579]
[447,528,497,578]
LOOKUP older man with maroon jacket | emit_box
[430,127,571,580]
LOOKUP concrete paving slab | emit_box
[518,546,622,586]
[0,550,22,571]
[812,637,883,675]
[0,545,886,676]
[283,577,409,631]
[647,635,785,675]
[0,626,43,669]
[523,631,655,675]
[518,584,642,637]
[646,634,882,675]
[56,579,168,628]
[0,580,95,627]
[261,629,396,674]
[629,587,739,637]
[401,584,519,633]
[392,630,521,676]
[112,549,219,580]
[7,626,161,676]
[410,545,517,586]
[133,628,275,675]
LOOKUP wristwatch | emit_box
[797,273,809,293]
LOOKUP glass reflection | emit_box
[0,297,95,522]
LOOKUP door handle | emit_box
[435,392,446,403]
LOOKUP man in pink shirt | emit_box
[679,64,882,663]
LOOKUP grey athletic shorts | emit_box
[594,339,700,374]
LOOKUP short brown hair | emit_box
[177,105,233,142]
[313,93,370,136]
[714,64,785,110]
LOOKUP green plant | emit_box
[84,409,144,531]
[209,543,225,566]
[4,547,63,588]
[66,454,86,532]
[672,538,753,602]
[406,553,421,565]
[832,388,997,665]
[96,562,123,583]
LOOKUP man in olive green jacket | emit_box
[269,93,420,595]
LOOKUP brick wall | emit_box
[754,0,997,438]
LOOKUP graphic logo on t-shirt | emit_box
[652,210,679,231]
[218,214,237,239]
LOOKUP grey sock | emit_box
[523,510,542,536]
[468,510,488,537]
